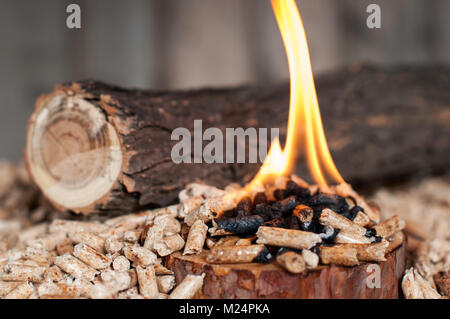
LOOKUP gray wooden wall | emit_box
[1,0,449,160]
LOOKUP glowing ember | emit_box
[247,0,344,190]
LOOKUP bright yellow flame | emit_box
[247,0,344,189]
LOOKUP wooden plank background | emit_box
[0,0,449,160]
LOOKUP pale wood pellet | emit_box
[112,256,130,272]
[69,231,105,253]
[136,266,159,299]
[54,254,98,281]
[73,243,111,270]
[169,274,205,299]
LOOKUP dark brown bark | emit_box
[26,65,450,213]
[166,240,406,299]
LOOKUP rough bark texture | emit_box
[166,240,406,299]
[26,65,450,213]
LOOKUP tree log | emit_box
[25,65,450,214]
[166,240,406,299]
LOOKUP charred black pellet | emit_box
[322,228,340,244]
[373,236,382,243]
[342,205,363,221]
[307,193,349,214]
[285,215,301,230]
[254,203,276,221]
[311,245,321,255]
[236,196,252,217]
[273,189,284,201]
[253,192,267,206]
[253,246,272,263]
[365,228,376,238]
[271,195,298,216]
[216,215,264,235]
[300,221,313,232]
[263,218,286,228]
[283,181,310,199]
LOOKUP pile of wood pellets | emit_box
[0,160,448,299]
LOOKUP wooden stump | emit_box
[166,240,406,299]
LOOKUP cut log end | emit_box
[25,92,123,213]
[167,240,407,299]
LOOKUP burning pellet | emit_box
[335,230,371,244]
[302,249,319,269]
[27,232,67,251]
[49,219,108,235]
[45,265,66,282]
[183,220,208,255]
[123,229,143,243]
[73,243,111,270]
[215,215,264,236]
[178,195,204,219]
[54,254,98,281]
[276,251,306,274]
[206,245,271,264]
[69,231,106,253]
[385,231,405,254]
[253,192,267,206]
[156,275,176,294]
[333,183,380,223]
[38,281,81,299]
[23,246,54,266]
[112,256,130,272]
[123,245,157,267]
[290,174,310,189]
[256,226,322,250]
[136,266,159,299]
[236,196,252,217]
[319,209,366,235]
[154,234,185,257]
[1,264,46,282]
[318,245,359,266]
[4,282,34,299]
[373,215,405,238]
[169,274,205,299]
[56,238,74,256]
[293,205,313,223]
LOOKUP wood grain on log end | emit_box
[167,240,406,299]
[25,90,124,214]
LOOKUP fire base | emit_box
[167,238,406,299]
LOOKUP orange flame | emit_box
[247,0,344,189]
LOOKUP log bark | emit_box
[166,240,407,299]
[25,65,450,214]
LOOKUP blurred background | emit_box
[1,0,449,161]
